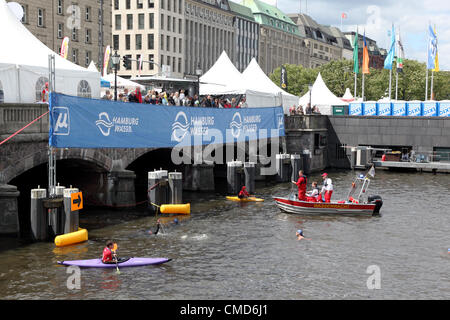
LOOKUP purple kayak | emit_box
[57,257,171,268]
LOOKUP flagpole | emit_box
[362,73,365,101]
[395,70,398,100]
[425,69,429,101]
[388,68,392,100]
[430,70,434,100]
[354,72,357,98]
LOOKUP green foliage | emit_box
[269,59,450,101]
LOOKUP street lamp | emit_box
[308,83,313,114]
[111,50,121,101]
[195,63,203,97]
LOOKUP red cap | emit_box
[322,173,328,177]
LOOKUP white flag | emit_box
[368,165,375,178]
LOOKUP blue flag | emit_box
[384,25,396,70]
[427,24,437,70]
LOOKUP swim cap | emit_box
[322,173,328,177]
[297,229,303,236]
[174,218,179,224]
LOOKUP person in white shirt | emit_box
[320,173,333,203]
[306,181,321,202]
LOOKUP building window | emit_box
[85,7,91,21]
[173,37,176,52]
[57,23,64,38]
[161,14,164,29]
[179,38,182,53]
[85,29,91,44]
[138,13,145,29]
[179,0,181,14]
[72,28,78,41]
[35,77,49,101]
[127,14,133,29]
[167,35,170,51]
[161,0,165,9]
[161,35,164,50]
[126,0,131,9]
[149,54,154,70]
[72,49,78,64]
[168,0,171,11]
[136,34,142,50]
[37,8,45,27]
[57,0,63,15]
[178,57,181,74]
[113,35,119,50]
[148,0,154,8]
[114,0,119,10]
[115,14,121,30]
[125,35,131,50]
[21,5,28,23]
[136,54,141,70]
[85,51,91,67]
[77,80,91,98]
[124,55,132,70]
[160,54,164,66]
[149,13,154,28]
[147,34,154,49]
[0,80,3,103]
[137,0,143,9]
[167,15,171,31]
[179,18,182,34]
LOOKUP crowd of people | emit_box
[289,103,321,115]
[102,87,247,108]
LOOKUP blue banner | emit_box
[438,102,450,117]
[422,101,437,117]
[392,102,406,116]
[363,102,377,116]
[349,102,363,116]
[377,102,392,116]
[407,102,422,116]
[49,93,285,148]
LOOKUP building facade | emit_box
[112,0,184,78]
[184,0,235,77]
[242,0,309,75]
[228,1,259,72]
[12,0,111,70]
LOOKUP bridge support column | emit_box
[291,154,302,182]
[169,172,183,204]
[106,170,136,208]
[63,188,80,234]
[30,187,47,241]
[184,163,215,192]
[244,162,256,194]
[276,154,291,182]
[227,161,243,194]
[0,184,20,236]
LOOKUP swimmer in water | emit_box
[296,229,311,241]
[148,219,162,235]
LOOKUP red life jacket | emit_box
[102,247,113,262]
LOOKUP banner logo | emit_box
[171,111,189,142]
[53,107,70,135]
[230,112,242,138]
[95,112,114,136]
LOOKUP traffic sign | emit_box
[71,192,83,211]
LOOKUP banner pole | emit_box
[395,70,399,100]
[388,68,392,100]
[425,68,429,101]
[354,72,357,98]
[362,73,365,101]
[430,70,434,100]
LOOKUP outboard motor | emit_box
[368,195,383,215]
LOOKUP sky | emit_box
[260,0,450,70]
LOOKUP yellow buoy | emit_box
[160,203,190,215]
[54,228,88,247]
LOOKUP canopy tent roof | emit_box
[103,73,145,90]
[342,88,355,102]
[199,51,248,95]
[0,0,100,102]
[298,73,349,108]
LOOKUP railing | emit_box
[0,103,49,135]
[284,114,328,131]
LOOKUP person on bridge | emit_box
[292,170,307,201]
[320,173,333,203]
[102,240,118,264]
[238,186,250,199]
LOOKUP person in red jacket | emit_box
[292,170,307,201]
[238,186,250,199]
[102,240,117,264]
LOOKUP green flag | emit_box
[353,28,359,73]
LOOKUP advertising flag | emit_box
[353,28,359,74]
[280,65,288,90]
[427,24,437,70]
[362,31,370,74]
[432,26,439,72]
[396,31,405,73]
[384,24,396,70]
[60,37,69,59]
[103,45,111,77]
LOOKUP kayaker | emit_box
[292,170,307,201]
[320,173,333,203]
[306,181,321,202]
[238,186,250,199]
[102,240,118,264]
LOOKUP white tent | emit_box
[199,51,280,108]
[102,73,145,90]
[242,58,299,114]
[342,88,355,102]
[0,0,100,103]
[298,73,348,114]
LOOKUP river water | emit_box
[0,170,449,300]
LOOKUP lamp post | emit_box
[308,83,313,114]
[195,64,203,97]
[111,50,121,101]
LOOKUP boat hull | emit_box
[273,197,376,216]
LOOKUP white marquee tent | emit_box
[242,58,299,114]
[298,73,349,114]
[0,0,100,103]
[102,73,145,90]
[341,88,355,102]
[199,51,282,109]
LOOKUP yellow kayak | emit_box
[226,196,264,202]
